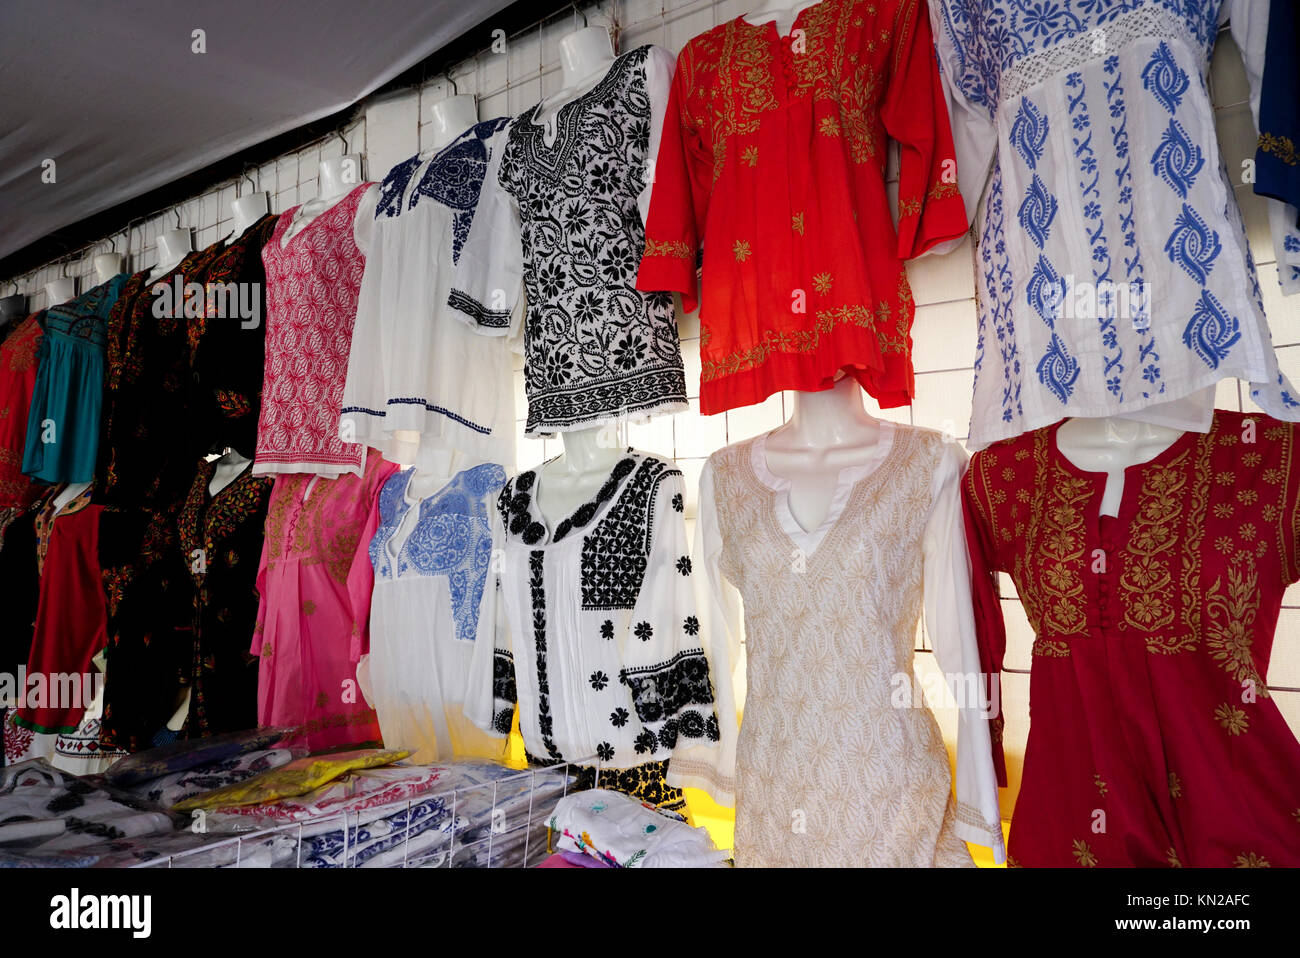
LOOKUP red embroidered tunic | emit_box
[963,410,1300,868]
[636,0,967,415]
[0,314,44,540]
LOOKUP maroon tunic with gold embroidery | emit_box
[963,410,1300,867]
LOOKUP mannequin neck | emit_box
[552,426,627,476]
[209,449,252,495]
[743,0,823,36]
[427,95,477,153]
[53,481,92,513]
[778,376,882,450]
[149,228,192,280]
[319,155,364,204]
[231,192,270,236]
[93,253,124,284]
[44,279,76,306]
[558,26,615,91]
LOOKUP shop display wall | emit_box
[3,0,1297,820]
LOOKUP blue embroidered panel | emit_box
[371,462,508,642]
[375,116,511,263]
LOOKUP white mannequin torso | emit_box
[535,426,628,529]
[743,0,825,37]
[281,156,377,252]
[147,228,193,282]
[532,26,615,137]
[52,481,92,513]
[427,95,478,153]
[93,253,124,284]
[231,192,270,237]
[761,375,886,533]
[1054,417,1184,517]
[43,278,76,306]
[209,450,252,496]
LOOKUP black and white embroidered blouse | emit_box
[466,449,721,779]
[447,45,688,437]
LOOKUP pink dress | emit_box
[251,450,398,751]
[255,183,373,477]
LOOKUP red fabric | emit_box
[15,496,105,734]
[637,0,967,415]
[0,314,45,518]
[256,184,372,475]
[963,411,1300,868]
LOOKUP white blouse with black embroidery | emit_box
[466,450,727,790]
[447,45,688,437]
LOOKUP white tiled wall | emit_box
[4,0,1298,812]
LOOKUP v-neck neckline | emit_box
[278,184,361,251]
[749,422,898,556]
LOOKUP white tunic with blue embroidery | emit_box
[930,0,1300,449]
[364,462,507,763]
[341,118,516,469]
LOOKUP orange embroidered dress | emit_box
[963,410,1300,867]
[637,0,968,414]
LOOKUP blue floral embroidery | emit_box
[1140,40,1189,116]
[976,165,1022,424]
[370,463,507,642]
[1009,97,1049,169]
[1182,289,1241,369]
[1164,203,1222,284]
[1068,70,1123,395]
[1017,174,1058,248]
[1149,118,1204,199]
[375,117,511,263]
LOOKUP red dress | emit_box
[636,0,968,415]
[963,410,1300,867]
[0,314,44,542]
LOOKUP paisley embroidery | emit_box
[1164,203,1221,284]
[1027,254,1066,326]
[1036,334,1081,405]
[1009,96,1049,169]
[1182,290,1241,370]
[1149,117,1204,199]
[1017,174,1058,248]
[1140,40,1189,115]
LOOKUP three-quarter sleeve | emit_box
[465,499,515,739]
[927,0,999,237]
[618,469,723,779]
[635,46,710,312]
[922,439,1005,861]
[882,0,969,259]
[638,44,677,229]
[675,458,741,806]
[446,125,524,335]
[960,448,1009,786]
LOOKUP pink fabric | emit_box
[255,183,373,476]
[252,450,399,751]
[538,853,583,869]
[210,763,445,823]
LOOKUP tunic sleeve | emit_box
[674,458,741,806]
[926,0,997,232]
[923,440,1005,861]
[465,495,515,739]
[635,46,710,313]
[883,0,969,259]
[639,44,677,229]
[446,126,524,335]
[619,470,725,795]
[960,449,1009,786]
[347,465,392,664]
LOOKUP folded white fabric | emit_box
[547,789,727,868]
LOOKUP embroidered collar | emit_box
[502,451,640,546]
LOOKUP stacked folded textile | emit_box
[547,789,729,868]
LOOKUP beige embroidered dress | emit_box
[698,422,1002,866]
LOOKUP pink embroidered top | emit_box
[255,183,373,477]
